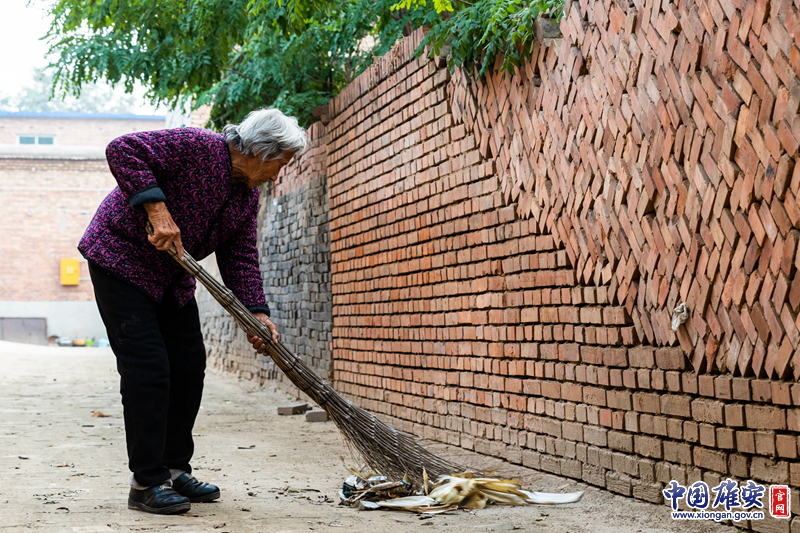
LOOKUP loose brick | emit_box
[277,403,309,415]
[305,409,329,422]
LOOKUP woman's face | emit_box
[240,151,295,188]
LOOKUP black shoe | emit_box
[128,484,191,514]
[172,473,221,503]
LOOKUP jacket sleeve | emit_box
[105,131,168,213]
[215,208,270,316]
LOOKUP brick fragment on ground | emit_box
[277,403,309,416]
[305,409,329,423]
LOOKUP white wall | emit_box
[0,301,106,339]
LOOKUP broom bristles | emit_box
[158,236,464,485]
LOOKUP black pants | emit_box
[89,261,206,487]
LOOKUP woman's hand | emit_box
[248,312,279,353]
[144,201,184,260]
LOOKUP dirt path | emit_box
[0,340,730,533]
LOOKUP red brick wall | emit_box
[0,114,165,303]
[0,157,114,301]
[201,0,800,527]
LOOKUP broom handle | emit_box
[144,222,333,399]
[143,224,466,483]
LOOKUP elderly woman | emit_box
[79,108,307,515]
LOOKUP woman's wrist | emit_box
[143,201,168,216]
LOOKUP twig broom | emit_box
[147,225,464,486]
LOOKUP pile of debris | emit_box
[339,470,584,514]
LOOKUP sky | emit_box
[0,0,160,115]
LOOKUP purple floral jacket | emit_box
[79,128,269,315]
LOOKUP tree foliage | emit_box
[396,0,564,76]
[45,0,562,128]
[46,0,434,127]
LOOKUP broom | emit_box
[146,224,464,487]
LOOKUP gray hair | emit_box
[223,108,308,161]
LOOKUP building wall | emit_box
[199,0,800,527]
[0,113,165,341]
[0,156,113,339]
[0,113,165,146]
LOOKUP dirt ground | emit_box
[0,340,732,533]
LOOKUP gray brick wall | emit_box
[198,175,332,397]
[261,176,332,381]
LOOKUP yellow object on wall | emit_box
[60,258,80,285]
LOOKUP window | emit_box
[18,135,55,145]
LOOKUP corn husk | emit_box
[460,492,488,509]
[358,472,584,514]
[342,469,583,514]
[375,495,438,508]
[376,496,457,514]
[520,490,584,504]
[429,475,531,506]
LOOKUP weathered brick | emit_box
[693,447,727,474]
[663,441,692,465]
[660,395,691,418]
[751,457,790,484]
[691,399,725,425]
[633,393,661,414]
[607,431,633,453]
[745,405,787,430]
[629,347,655,368]
[634,435,663,459]
[655,348,687,370]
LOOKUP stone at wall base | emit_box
[305,409,329,422]
[277,403,309,416]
